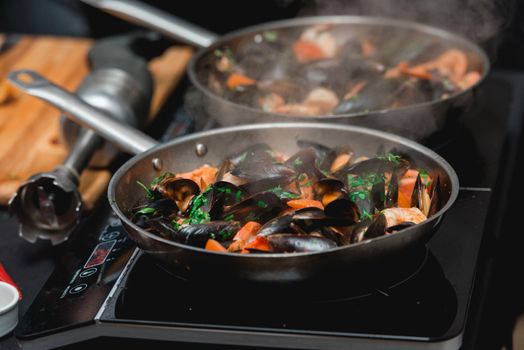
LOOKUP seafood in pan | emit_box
[199,23,482,117]
[131,141,443,254]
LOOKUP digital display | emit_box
[84,240,116,269]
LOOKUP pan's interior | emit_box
[111,124,456,232]
[192,17,487,119]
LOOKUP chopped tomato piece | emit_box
[244,236,271,252]
[205,239,227,252]
[233,221,261,242]
[398,169,419,208]
[287,199,324,210]
[226,73,256,89]
[176,166,218,191]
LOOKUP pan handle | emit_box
[8,70,158,155]
[80,0,218,48]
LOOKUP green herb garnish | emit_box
[350,190,369,202]
[172,220,181,231]
[267,185,300,199]
[149,172,174,188]
[419,168,431,186]
[257,201,268,208]
[186,187,212,224]
[377,153,401,164]
[224,214,235,221]
[136,180,154,201]
[293,157,303,167]
[262,31,278,42]
[135,207,156,216]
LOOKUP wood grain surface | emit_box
[0,34,192,207]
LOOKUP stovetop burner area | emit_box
[14,189,490,350]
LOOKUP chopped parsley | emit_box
[150,172,174,188]
[293,157,303,167]
[360,209,373,220]
[185,187,212,224]
[235,190,243,202]
[136,181,154,200]
[377,153,402,164]
[257,201,268,208]
[262,31,278,42]
[419,168,431,186]
[350,190,369,202]
[267,185,300,199]
[171,220,181,231]
[213,47,235,63]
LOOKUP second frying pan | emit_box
[81,0,489,140]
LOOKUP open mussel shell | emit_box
[351,213,388,243]
[157,177,200,213]
[313,178,347,206]
[200,181,246,219]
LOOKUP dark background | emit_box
[2,1,524,349]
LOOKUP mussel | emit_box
[266,234,337,253]
[157,177,200,213]
[172,221,241,248]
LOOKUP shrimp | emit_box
[382,207,427,228]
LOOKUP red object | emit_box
[0,262,22,299]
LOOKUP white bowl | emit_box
[0,281,19,338]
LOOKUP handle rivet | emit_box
[195,143,207,157]
[152,158,163,171]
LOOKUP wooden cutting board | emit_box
[0,34,192,207]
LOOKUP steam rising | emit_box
[300,0,513,46]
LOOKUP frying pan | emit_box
[9,70,459,287]
[81,0,489,140]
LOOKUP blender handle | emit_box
[8,70,158,155]
[80,0,219,48]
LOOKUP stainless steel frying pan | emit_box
[81,0,489,140]
[8,70,459,286]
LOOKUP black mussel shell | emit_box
[228,143,274,167]
[257,214,294,237]
[428,175,442,217]
[351,213,387,243]
[292,207,355,229]
[201,181,246,219]
[385,172,399,207]
[267,234,337,253]
[386,221,416,233]
[324,197,359,223]
[232,162,295,182]
[313,178,347,205]
[133,198,178,217]
[296,140,332,169]
[370,180,386,212]
[221,191,282,224]
[172,221,241,247]
[145,217,177,240]
[284,148,324,180]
